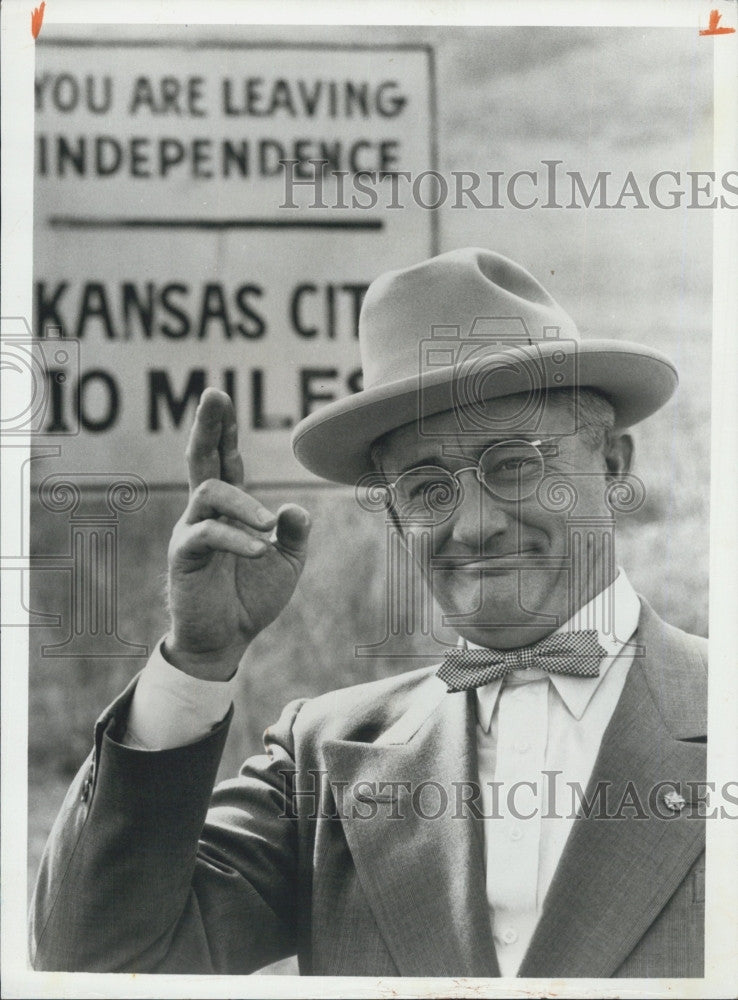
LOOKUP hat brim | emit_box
[291,339,678,485]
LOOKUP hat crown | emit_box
[359,247,579,389]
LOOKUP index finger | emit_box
[185,389,243,492]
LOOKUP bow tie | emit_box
[437,629,608,692]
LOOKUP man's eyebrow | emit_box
[390,456,446,477]
[440,435,552,458]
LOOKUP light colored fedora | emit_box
[291,247,678,485]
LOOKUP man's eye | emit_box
[409,477,444,498]
[406,482,426,500]
[496,458,532,472]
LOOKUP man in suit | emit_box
[30,248,707,978]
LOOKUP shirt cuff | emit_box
[123,638,237,750]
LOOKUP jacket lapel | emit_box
[322,676,499,977]
[518,602,707,978]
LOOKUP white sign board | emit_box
[33,40,436,484]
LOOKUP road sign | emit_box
[33,39,436,485]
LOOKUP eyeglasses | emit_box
[390,438,555,522]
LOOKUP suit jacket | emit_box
[30,598,707,977]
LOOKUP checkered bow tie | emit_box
[437,629,608,692]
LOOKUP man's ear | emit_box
[604,432,634,477]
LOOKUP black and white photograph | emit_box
[2,1,737,997]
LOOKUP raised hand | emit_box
[165,388,311,680]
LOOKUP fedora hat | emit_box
[291,247,678,485]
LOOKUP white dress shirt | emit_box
[124,644,236,750]
[125,570,641,976]
[471,570,640,974]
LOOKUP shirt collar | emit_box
[472,569,641,731]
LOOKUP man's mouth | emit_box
[443,550,539,570]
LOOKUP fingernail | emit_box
[257,508,275,526]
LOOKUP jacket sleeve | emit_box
[29,675,306,974]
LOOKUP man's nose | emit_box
[450,471,510,549]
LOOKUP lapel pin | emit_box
[663,790,686,813]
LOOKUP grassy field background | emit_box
[27,25,712,974]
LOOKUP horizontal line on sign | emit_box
[47,216,385,232]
